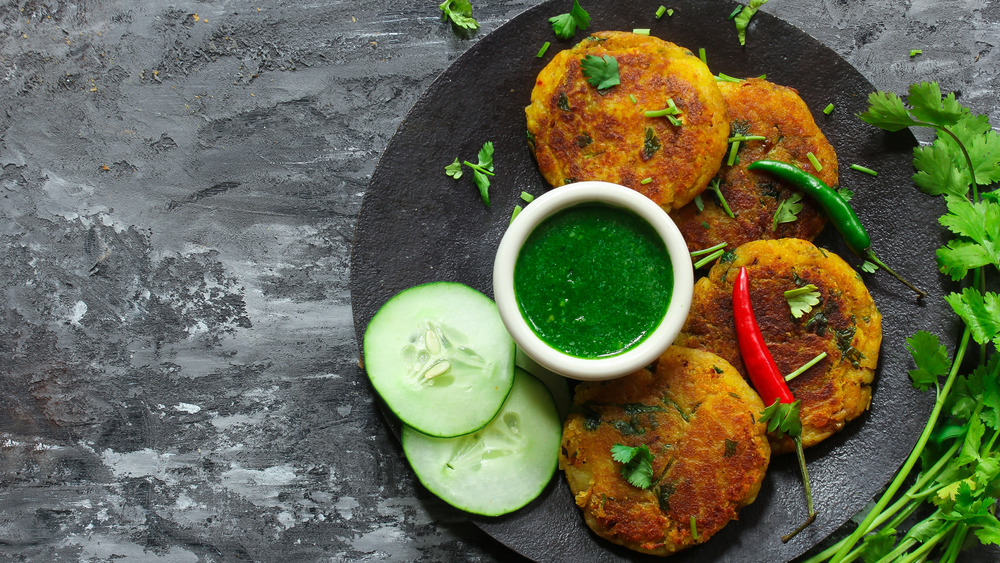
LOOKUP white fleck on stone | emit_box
[174,403,202,414]
[69,300,87,327]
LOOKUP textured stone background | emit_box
[0,0,997,561]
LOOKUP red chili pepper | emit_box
[732,266,795,405]
[732,266,817,542]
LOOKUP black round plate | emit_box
[350,1,951,561]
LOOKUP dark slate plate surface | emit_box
[350,1,950,561]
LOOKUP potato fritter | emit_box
[525,31,729,210]
[670,78,839,250]
[675,238,881,453]
[560,346,770,556]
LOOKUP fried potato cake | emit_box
[670,78,839,251]
[560,346,769,556]
[525,31,729,210]
[675,238,881,454]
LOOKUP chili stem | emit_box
[865,250,926,299]
[782,435,817,542]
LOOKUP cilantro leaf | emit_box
[858,90,923,132]
[859,528,897,562]
[580,54,620,90]
[906,81,965,127]
[549,0,590,39]
[759,399,802,438]
[444,158,463,179]
[784,284,820,319]
[477,141,495,172]
[957,415,985,465]
[734,0,769,46]
[548,13,577,39]
[936,195,1000,280]
[772,192,803,230]
[943,287,1000,347]
[610,443,654,489]
[860,260,879,273]
[610,443,638,463]
[974,515,1000,546]
[439,0,479,33]
[913,142,971,197]
[472,169,490,206]
[906,331,950,391]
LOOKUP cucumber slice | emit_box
[363,282,515,438]
[401,368,562,516]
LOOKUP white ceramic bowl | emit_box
[493,181,694,381]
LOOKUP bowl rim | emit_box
[492,181,694,381]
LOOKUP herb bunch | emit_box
[808,82,1000,563]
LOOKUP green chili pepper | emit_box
[747,159,926,299]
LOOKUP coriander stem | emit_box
[784,352,826,382]
[828,326,972,562]
[875,536,919,563]
[462,161,495,176]
[693,250,724,269]
[941,524,969,563]
[690,241,728,257]
[895,521,955,563]
[708,180,735,218]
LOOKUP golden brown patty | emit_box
[670,78,839,251]
[560,346,770,556]
[525,31,729,210]
[675,238,881,453]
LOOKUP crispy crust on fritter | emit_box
[560,346,770,556]
[675,238,881,454]
[525,31,729,210]
[670,78,839,250]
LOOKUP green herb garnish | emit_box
[439,0,478,34]
[734,0,769,46]
[850,163,878,176]
[773,192,804,230]
[807,151,823,172]
[784,284,821,318]
[445,141,495,206]
[580,54,620,90]
[642,126,661,160]
[611,443,654,489]
[549,0,591,39]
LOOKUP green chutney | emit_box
[513,202,674,359]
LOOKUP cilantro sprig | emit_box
[806,82,1000,563]
[445,142,495,206]
[549,0,590,40]
[439,0,479,35]
[610,443,654,489]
